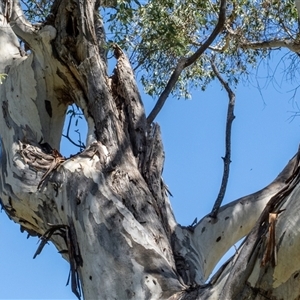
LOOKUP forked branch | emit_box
[146,0,227,125]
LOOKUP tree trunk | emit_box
[1,1,300,299]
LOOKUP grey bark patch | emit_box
[0,136,2,159]
[65,168,102,226]
[2,100,12,128]
[0,136,7,177]
[125,289,134,299]
[132,245,179,298]
[277,230,286,250]
[13,170,40,186]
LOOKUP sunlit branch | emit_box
[9,0,37,44]
[146,0,227,125]
[210,58,235,218]
[241,39,300,52]
[220,147,300,298]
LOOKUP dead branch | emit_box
[62,106,85,150]
[241,39,300,52]
[210,59,235,218]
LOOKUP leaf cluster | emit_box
[21,0,300,99]
[105,0,300,98]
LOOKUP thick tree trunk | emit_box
[1,1,300,299]
[0,1,182,298]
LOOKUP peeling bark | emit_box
[1,1,300,299]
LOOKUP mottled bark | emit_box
[0,1,181,298]
[1,1,300,299]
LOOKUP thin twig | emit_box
[146,0,227,125]
[20,0,47,19]
[62,107,85,150]
[210,58,236,218]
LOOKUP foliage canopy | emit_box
[106,0,299,98]
[21,0,300,99]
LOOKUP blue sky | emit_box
[1,49,300,299]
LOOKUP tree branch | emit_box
[20,0,48,20]
[9,0,37,45]
[241,39,300,52]
[188,150,300,281]
[210,59,235,218]
[62,108,85,150]
[296,0,300,26]
[220,148,300,299]
[146,0,227,125]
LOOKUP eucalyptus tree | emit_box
[1,0,300,299]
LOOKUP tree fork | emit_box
[2,1,300,299]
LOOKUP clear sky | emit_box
[1,49,300,299]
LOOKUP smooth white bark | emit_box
[2,1,300,299]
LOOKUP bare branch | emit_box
[146,0,227,125]
[241,39,300,52]
[184,0,226,68]
[210,58,235,218]
[62,108,86,151]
